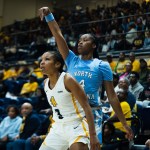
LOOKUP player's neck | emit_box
[81,54,93,60]
[48,73,61,89]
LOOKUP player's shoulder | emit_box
[43,78,49,86]
[94,58,109,67]
[64,72,74,82]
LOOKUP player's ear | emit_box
[55,61,61,70]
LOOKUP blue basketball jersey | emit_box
[65,50,113,107]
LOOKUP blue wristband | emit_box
[45,13,55,22]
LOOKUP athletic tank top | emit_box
[44,72,85,122]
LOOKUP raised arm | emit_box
[104,81,134,140]
[38,7,69,60]
[64,74,101,150]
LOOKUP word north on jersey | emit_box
[74,71,92,78]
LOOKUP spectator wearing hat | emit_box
[139,58,150,87]
[129,52,140,73]
[129,71,144,100]
[106,53,117,72]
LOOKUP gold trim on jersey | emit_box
[73,136,82,143]
[42,141,47,146]
[81,120,89,137]
[71,94,82,119]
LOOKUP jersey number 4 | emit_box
[79,80,85,89]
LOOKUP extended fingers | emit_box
[38,7,48,20]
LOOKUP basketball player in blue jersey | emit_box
[39,51,100,150]
[38,7,133,143]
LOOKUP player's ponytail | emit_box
[88,33,99,59]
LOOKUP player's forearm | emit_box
[47,20,69,59]
[47,20,63,40]
[84,105,97,136]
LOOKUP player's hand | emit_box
[145,139,150,148]
[123,124,134,141]
[90,135,101,150]
[38,7,51,21]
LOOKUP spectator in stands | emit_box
[115,78,136,111]
[103,122,116,144]
[107,35,117,51]
[0,105,22,150]
[129,71,144,100]
[20,74,39,97]
[114,33,133,51]
[139,58,150,87]
[2,65,17,81]
[106,52,116,72]
[25,115,52,150]
[136,18,145,32]
[17,66,31,80]
[126,23,137,44]
[140,73,150,101]
[119,61,133,80]
[32,61,43,79]
[132,32,144,50]
[13,66,23,78]
[107,88,131,134]
[114,52,128,75]
[129,52,140,73]
[6,103,40,150]
[138,73,150,108]
[143,31,150,49]
[121,18,129,33]
[102,122,120,150]
[32,87,50,113]
[101,36,110,53]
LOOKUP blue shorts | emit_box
[92,109,103,143]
